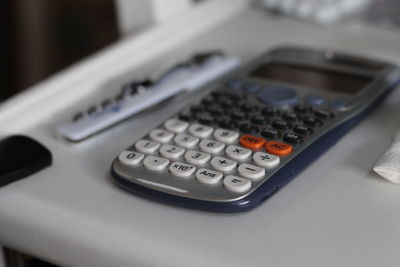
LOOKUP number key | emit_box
[174,134,199,148]
[118,151,144,166]
[159,144,185,159]
[135,140,160,154]
[184,151,211,165]
[188,123,213,138]
[199,139,225,154]
[164,119,189,133]
[149,129,174,143]
[213,129,239,143]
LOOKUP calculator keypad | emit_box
[115,83,335,198]
[118,120,283,194]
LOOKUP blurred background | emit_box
[1,0,399,102]
[0,0,118,101]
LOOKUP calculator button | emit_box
[258,86,298,107]
[225,145,252,161]
[196,168,223,184]
[239,123,259,134]
[118,151,145,166]
[159,145,185,159]
[303,116,323,127]
[293,104,311,114]
[178,111,194,122]
[213,129,239,143]
[230,110,247,121]
[224,90,246,101]
[199,139,225,154]
[202,96,214,105]
[174,134,200,148]
[253,152,280,169]
[283,132,304,144]
[250,115,268,125]
[238,163,265,180]
[265,141,293,156]
[188,123,213,138]
[261,128,281,139]
[211,156,237,172]
[184,150,211,165]
[272,120,290,130]
[218,97,234,108]
[190,105,204,113]
[239,135,266,150]
[197,115,214,126]
[223,175,251,193]
[293,125,313,135]
[218,119,239,130]
[314,109,334,120]
[240,103,259,113]
[282,112,298,122]
[164,119,189,133]
[149,129,174,143]
[261,107,280,117]
[207,106,225,116]
[169,162,196,178]
[135,140,160,154]
[244,83,261,93]
[143,156,169,171]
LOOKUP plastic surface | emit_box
[1,2,400,267]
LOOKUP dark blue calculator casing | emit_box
[111,46,400,213]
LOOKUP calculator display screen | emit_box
[250,63,373,95]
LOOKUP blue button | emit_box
[258,87,298,107]
[305,95,325,106]
[244,84,261,94]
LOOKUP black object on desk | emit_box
[0,135,52,187]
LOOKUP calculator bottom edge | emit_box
[110,167,276,213]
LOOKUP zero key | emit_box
[265,141,293,156]
[239,135,266,150]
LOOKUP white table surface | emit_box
[1,1,400,266]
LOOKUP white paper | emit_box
[373,129,400,183]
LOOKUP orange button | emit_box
[265,141,293,156]
[239,135,266,149]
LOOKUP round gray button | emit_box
[305,94,325,106]
[258,87,298,107]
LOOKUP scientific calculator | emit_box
[111,46,400,213]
